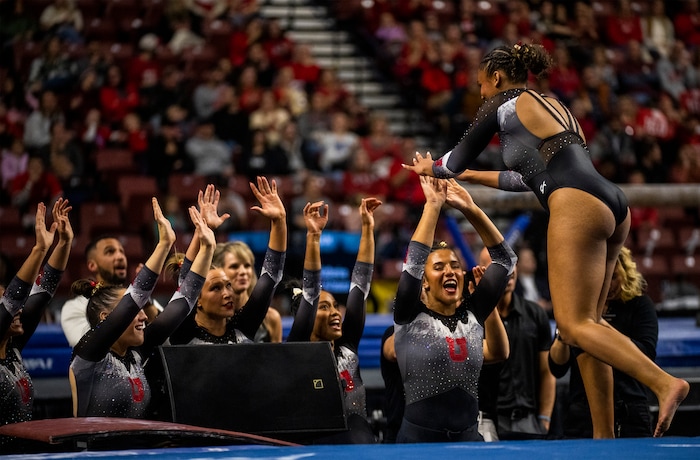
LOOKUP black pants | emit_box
[397,418,483,443]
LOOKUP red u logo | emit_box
[129,377,145,402]
[446,337,468,362]
[17,378,31,404]
[340,369,355,392]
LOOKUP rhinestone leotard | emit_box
[433,89,628,225]
[72,266,205,417]
[393,241,515,433]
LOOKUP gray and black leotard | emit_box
[169,247,285,345]
[0,264,63,425]
[432,88,628,225]
[71,265,204,417]
[393,240,515,441]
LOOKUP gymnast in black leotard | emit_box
[403,43,688,438]
[69,198,215,418]
[168,178,287,345]
[1,200,72,426]
[287,198,380,444]
[392,177,516,443]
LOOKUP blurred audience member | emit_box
[185,119,234,186]
[39,0,83,44]
[315,111,359,173]
[23,90,64,155]
[9,155,63,230]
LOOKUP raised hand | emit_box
[34,202,57,252]
[303,200,329,234]
[189,206,215,250]
[52,198,74,244]
[402,151,436,176]
[249,176,286,222]
[152,197,176,246]
[418,175,447,208]
[359,197,382,227]
[445,178,475,212]
[468,265,485,294]
[198,184,230,230]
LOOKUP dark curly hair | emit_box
[480,43,553,83]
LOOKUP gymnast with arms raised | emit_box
[402,42,688,438]
[392,176,515,443]
[69,198,215,418]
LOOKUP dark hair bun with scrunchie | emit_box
[511,43,552,78]
[284,278,303,317]
[71,278,101,298]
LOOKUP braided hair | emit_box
[480,43,553,84]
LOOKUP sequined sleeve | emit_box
[498,170,531,192]
[393,241,430,325]
[469,241,517,324]
[74,267,160,362]
[0,276,32,340]
[488,240,517,276]
[13,264,64,351]
[140,270,205,357]
[433,93,507,178]
[125,265,159,308]
[0,276,31,317]
[232,248,286,340]
[286,269,321,342]
[178,257,193,286]
[342,261,373,348]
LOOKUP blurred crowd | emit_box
[1,0,700,284]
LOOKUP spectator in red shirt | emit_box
[262,18,295,69]
[420,41,466,114]
[341,146,389,209]
[290,44,321,90]
[127,34,162,90]
[548,44,581,105]
[360,113,401,171]
[9,155,63,230]
[236,65,264,114]
[229,16,264,67]
[604,0,643,48]
[313,68,350,113]
[387,137,424,209]
[123,112,149,171]
[99,65,140,129]
[674,0,700,48]
[393,20,430,85]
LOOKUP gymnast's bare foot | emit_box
[654,378,690,437]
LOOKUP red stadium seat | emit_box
[95,148,136,174]
[637,254,671,303]
[0,206,22,234]
[167,174,207,205]
[78,202,122,237]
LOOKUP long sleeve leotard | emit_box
[0,264,63,425]
[393,240,515,433]
[169,247,286,344]
[71,266,204,417]
[433,88,627,224]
